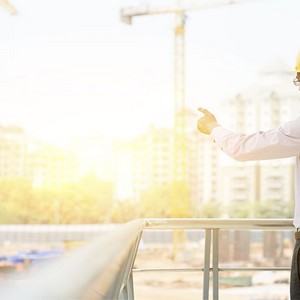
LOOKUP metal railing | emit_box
[0,218,294,300]
[141,218,294,300]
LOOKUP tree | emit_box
[0,176,114,224]
[56,175,114,224]
[0,178,34,224]
[226,201,252,218]
[109,200,138,223]
[195,201,222,218]
[253,199,293,219]
[138,184,173,218]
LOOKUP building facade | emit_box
[0,126,79,187]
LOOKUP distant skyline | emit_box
[0,0,299,146]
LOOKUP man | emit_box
[197,52,300,299]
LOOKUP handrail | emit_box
[144,218,294,229]
[0,219,145,300]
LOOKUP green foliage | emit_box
[0,178,197,224]
[110,200,138,223]
[137,183,196,218]
[253,199,293,218]
[0,176,293,224]
[138,184,173,218]
[0,176,114,224]
[196,201,222,218]
[226,199,293,219]
[56,175,114,224]
[0,178,34,224]
[227,201,252,218]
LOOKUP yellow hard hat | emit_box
[296,51,300,72]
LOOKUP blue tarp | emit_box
[0,249,64,264]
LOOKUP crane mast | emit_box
[173,11,188,218]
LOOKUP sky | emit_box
[0,0,299,146]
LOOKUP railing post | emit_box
[203,229,211,300]
[212,229,219,300]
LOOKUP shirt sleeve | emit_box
[211,118,300,161]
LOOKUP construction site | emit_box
[0,0,299,299]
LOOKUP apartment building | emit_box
[0,125,79,187]
[0,126,27,178]
[128,126,173,201]
[26,142,79,188]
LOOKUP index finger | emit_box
[198,107,210,115]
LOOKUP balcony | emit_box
[0,218,294,300]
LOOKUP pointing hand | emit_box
[197,107,219,135]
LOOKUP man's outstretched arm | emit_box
[197,107,300,161]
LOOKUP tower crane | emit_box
[0,0,17,15]
[121,0,257,219]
